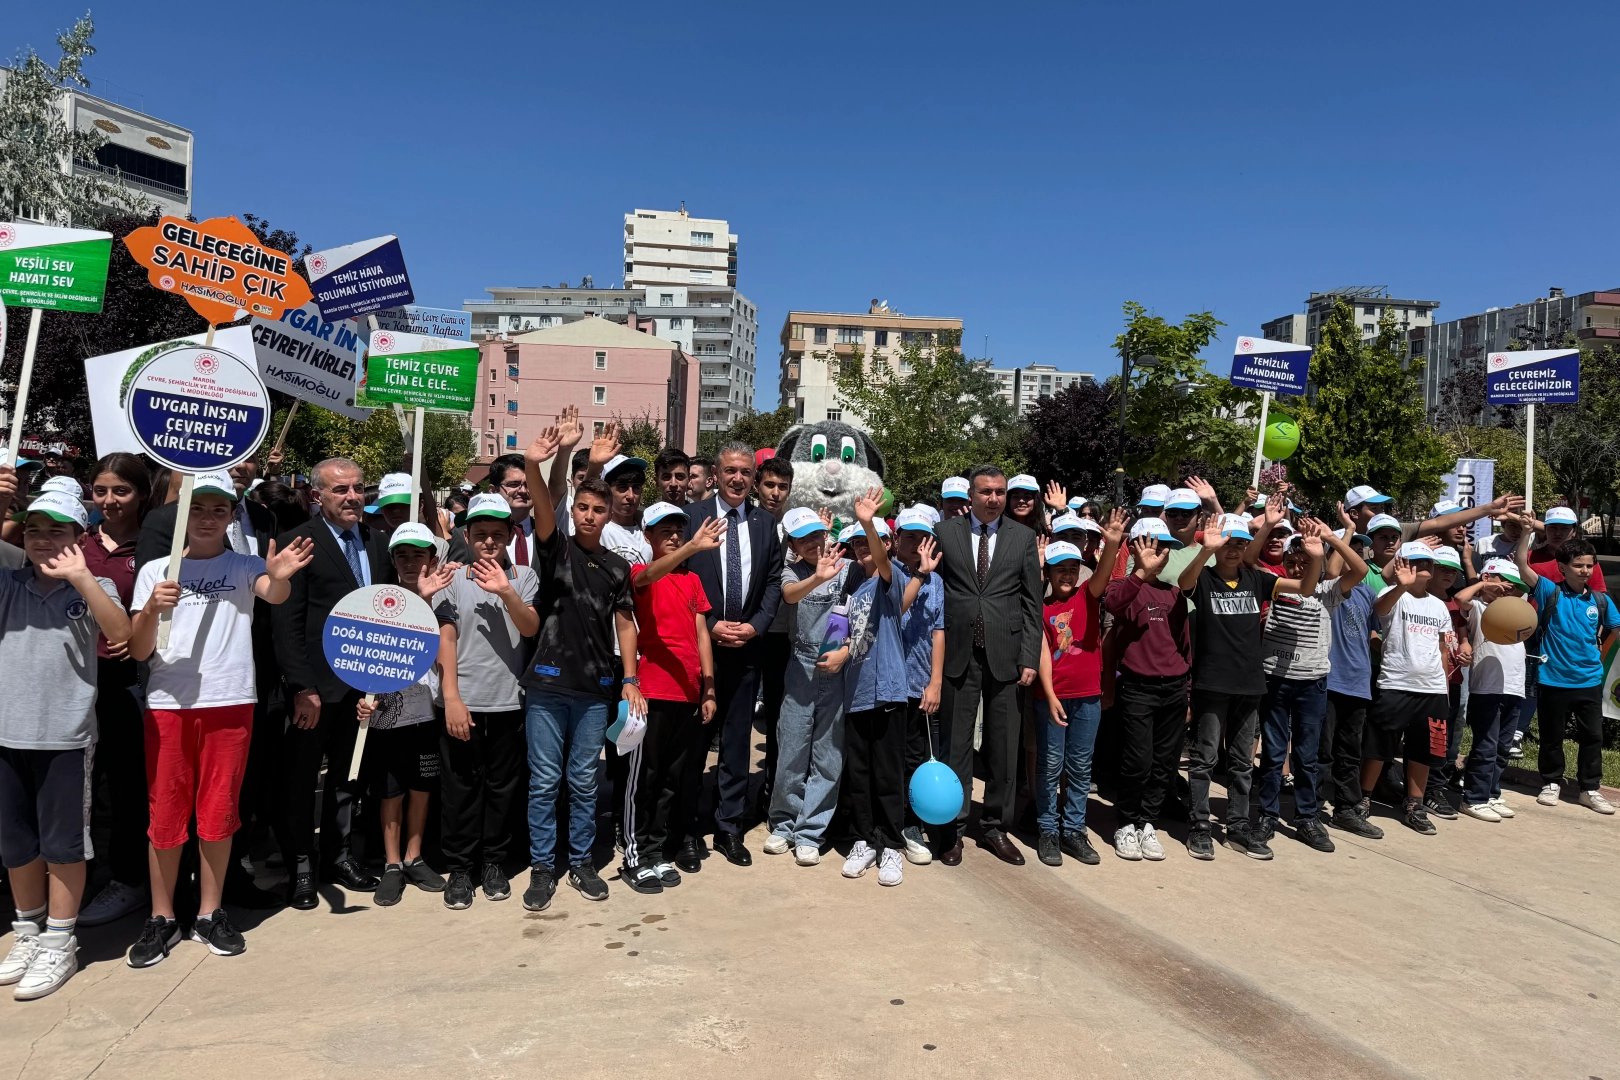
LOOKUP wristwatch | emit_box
[621,676,640,686]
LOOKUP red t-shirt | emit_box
[630,565,711,703]
[1529,550,1607,593]
[1044,588,1103,698]
[81,527,138,659]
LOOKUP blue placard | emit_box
[1230,336,1311,395]
[124,344,271,472]
[305,236,415,322]
[1486,348,1580,405]
[322,585,440,695]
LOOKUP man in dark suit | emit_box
[271,457,392,908]
[934,465,1042,866]
[677,442,783,869]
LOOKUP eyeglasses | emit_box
[498,479,527,491]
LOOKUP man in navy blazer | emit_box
[677,442,783,868]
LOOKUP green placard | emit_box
[0,223,113,312]
[357,328,478,413]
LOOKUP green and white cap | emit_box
[1482,557,1526,587]
[26,490,88,528]
[39,475,83,498]
[192,470,238,500]
[465,493,512,522]
[377,473,412,507]
[1432,545,1463,571]
[389,522,436,549]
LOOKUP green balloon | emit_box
[1262,412,1300,460]
[878,487,895,516]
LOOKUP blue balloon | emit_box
[909,760,964,826]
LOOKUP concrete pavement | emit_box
[4,778,1619,1080]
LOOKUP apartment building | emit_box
[0,72,192,222]
[1413,286,1620,410]
[778,300,963,429]
[1262,287,1440,352]
[623,206,736,289]
[1258,313,1308,345]
[985,363,1095,415]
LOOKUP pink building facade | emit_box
[470,317,699,469]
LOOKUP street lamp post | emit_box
[1113,347,1157,507]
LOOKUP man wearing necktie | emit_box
[271,458,393,908]
[677,443,784,869]
[933,466,1042,867]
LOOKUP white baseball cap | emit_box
[377,473,412,507]
[910,503,941,525]
[1430,498,1462,516]
[1366,513,1402,535]
[1067,496,1085,510]
[1007,474,1039,493]
[1164,487,1201,511]
[941,477,970,499]
[1137,484,1170,508]
[895,507,934,534]
[1398,541,1436,562]
[1129,516,1181,547]
[38,475,83,498]
[603,453,649,480]
[25,489,88,529]
[1545,506,1578,525]
[782,506,826,538]
[1044,540,1083,564]
[642,501,687,528]
[465,492,512,522]
[1432,545,1463,570]
[1482,557,1526,587]
[1217,513,1253,541]
[838,519,891,544]
[389,522,436,549]
[1345,484,1392,509]
[192,470,238,500]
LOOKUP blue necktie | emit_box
[340,529,365,585]
[724,506,742,621]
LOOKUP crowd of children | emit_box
[0,419,1615,1003]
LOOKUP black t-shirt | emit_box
[521,532,634,700]
[1192,566,1280,694]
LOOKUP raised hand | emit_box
[1102,506,1130,546]
[1132,537,1169,577]
[555,404,583,449]
[1244,486,1260,509]
[265,445,285,475]
[1044,479,1068,512]
[1036,533,1050,566]
[470,558,513,596]
[1393,556,1418,588]
[688,516,727,553]
[916,535,940,573]
[264,536,315,582]
[589,421,621,467]
[1186,475,1217,505]
[1489,493,1526,518]
[814,542,845,582]
[1264,493,1286,527]
[816,506,834,531]
[418,560,461,598]
[38,544,88,581]
[526,425,562,466]
[853,486,883,524]
[1336,501,1352,529]
[1302,530,1325,557]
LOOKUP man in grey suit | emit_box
[934,465,1042,865]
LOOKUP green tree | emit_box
[1291,300,1451,510]
[269,404,472,490]
[1115,302,1265,479]
[697,402,797,459]
[0,15,147,224]
[829,329,1023,506]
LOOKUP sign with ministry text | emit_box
[250,303,370,419]
[305,236,414,321]
[0,222,112,312]
[358,329,478,413]
[124,344,270,471]
[123,216,313,325]
[1487,348,1579,405]
[323,585,440,695]
[1230,336,1311,395]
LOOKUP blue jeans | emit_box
[1258,675,1327,822]
[768,655,846,848]
[1034,696,1102,834]
[1462,692,1522,805]
[525,690,609,870]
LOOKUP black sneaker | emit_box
[656,862,682,888]
[375,865,406,907]
[1036,832,1062,866]
[1254,816,1278,848]
[127,915,181,968]
[1295,818,1336,853]
[1423,793,1458,821]
[1330,805,1383,839]
[481,864,510,901]
[1225,823,1273,860]
[402,858,447,892]
[568,864,609,901]
[621,863,664,894]
[1507,732,1525,760]
[522,867,555,911]
[444,871,475,910]
[1186,828,1215,861]
[190,909,245,956]
[1059,831,1100,865]
[1402,797,1437,835]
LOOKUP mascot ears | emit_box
[778,422,886,480]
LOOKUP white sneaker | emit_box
[0,921,41,985]
[1579,790,1616,816]
[901,826,933,866]
[1138,824,1166,861]
[762,833,791,855]
[842,840,877,878]
[1538,783,1561,806]
[878,848,904,886]
[14,932,76,1000]
[794,844,821,865]
[78,880,148,927]
[1114,825,1142,861]
[1461,802,1502,822]
[1489,797,1515,819]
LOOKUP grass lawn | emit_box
[1455,727,1620,789]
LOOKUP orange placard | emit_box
[123,215,313,325]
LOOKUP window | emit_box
[690,269,712,283]
[826,409,842,422]
[594,386,606,405]
[594,421,605,436]
[791,323,804,340]
[874,330,888,347]
[660,294,674,307]
[837,327,863,344]
[89,143,187,192]
[507,365,519,378]
[901,331,934,346]
[1362,323,1376,334]
[813,327,828,344]
[487,419,496,430]
[489,394,497,406]
[691,231,713,247]
[1365,305,1376,316]
[595,351,607,370]
[507,400,517,413]
[506,433,517,448]
[669,317,683,329]
[489,367,498,381]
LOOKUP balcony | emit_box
[701,370,731,386]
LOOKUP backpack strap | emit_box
[1532,582,1557,654]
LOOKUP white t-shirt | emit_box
[1468,598,1526,697]
[601,519,653,566]
[1376,587,1450,694]
[132,551,265,709]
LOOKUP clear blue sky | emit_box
[13,2,1618,402]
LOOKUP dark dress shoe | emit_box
[713,831,752,866]
[288,872,318,910]
[323,858,380,892]
[938,840,964,866]
[979,830,1026,865]
[674,839,703,874]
